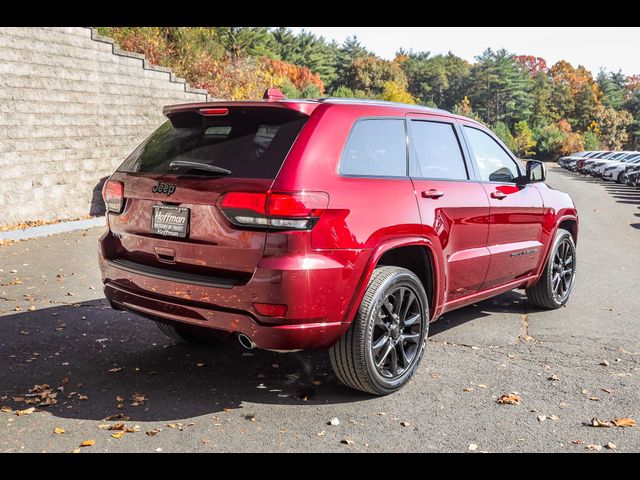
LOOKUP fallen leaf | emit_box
[1,406,12,413]
[537,415,546,422]
[400,421,410,427]
[548,374,559,381]
[585,444,602,451]
[572,439,585,445]
[612,417,636,427]
[468,444,478,451]
[497,394,522,405]
[591,418,612,428]
[590,397,600,401]
[103,414,130,421]
[601,388,612,394]
[80,440,95,447]
[476,384,487,389]
[78,395,89,401]
[15,407,35,416]
[328,417,340,426]
[549,415,560,421]
[341,439,354,445]
[462,387,474,392]
[605,442,617,450]
[116,396,124,402]
[196,363,205,367]
[146,429,160,437]
[600,359,609,367]
[317,431,326,436]
[53,427,65,434]
[108,423,126,431]
[72,449,81,454]
[108,368,123,373]
[111,432,125,439]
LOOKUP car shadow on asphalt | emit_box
[0,292,534,422]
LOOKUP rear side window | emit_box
[409,120,468,180]
[340,119,407,177]
[464,126,521,183]
[118,108,308,179]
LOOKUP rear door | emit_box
[461,124,545,290]
[106,106,308,283]
[407,115,490,301]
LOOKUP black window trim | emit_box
[407,117,475,182]
[338,116,410,179]
[461,124,526,185]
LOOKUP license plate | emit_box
[151,205,189,238]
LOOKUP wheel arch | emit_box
[345,237,443,323]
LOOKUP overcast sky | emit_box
[291,27,640,75]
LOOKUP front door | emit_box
[407,116,491,302]
[462,125,545,290]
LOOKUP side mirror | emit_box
[526,160,546,183]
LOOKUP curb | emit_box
[0,216,106,241]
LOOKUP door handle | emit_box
[490,190,507,200]
[421,189,444,199]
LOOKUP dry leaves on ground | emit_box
[53,427,65,434]
[497,394,522,405]
[15,407,35,416]
[80,440,95,447]
[612,417,636,427]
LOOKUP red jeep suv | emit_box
[99,90,578,395]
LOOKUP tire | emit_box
[526,228,576,309]
[617,171,624,184]
[329,266,429,395]
[155,321,221,345]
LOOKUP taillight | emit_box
[218,191,329,230]
[102,180,124,213]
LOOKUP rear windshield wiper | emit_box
[169,160,231,176]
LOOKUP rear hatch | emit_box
[105,105,309,285]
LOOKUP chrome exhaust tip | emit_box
[237,333,257,350]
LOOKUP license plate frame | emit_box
[151,205,190,238]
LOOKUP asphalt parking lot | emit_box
[1,164,638,453]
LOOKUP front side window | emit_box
[340,119,407,177]
[410,120,468,180]
[464,126,520,183]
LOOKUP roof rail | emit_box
[315,97,451,114]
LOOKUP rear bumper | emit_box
[104,281,348,350]
[98,231,366,350]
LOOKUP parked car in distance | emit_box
[99,90,579,395]
[581,151,634,174]
[599,154,640,181]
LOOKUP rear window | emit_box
[118,107,308,179]
[340,119,407,177]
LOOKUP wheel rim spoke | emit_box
[377,343,394,368]
[372,335,388,356]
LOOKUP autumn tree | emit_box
[594,104,633,149]
[343,55,408,96]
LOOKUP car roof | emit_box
[162,96,480,126]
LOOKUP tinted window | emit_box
[464,127,520,182]
[410,121,468,180]
[340,119,407,177]
[118,108,308,179]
